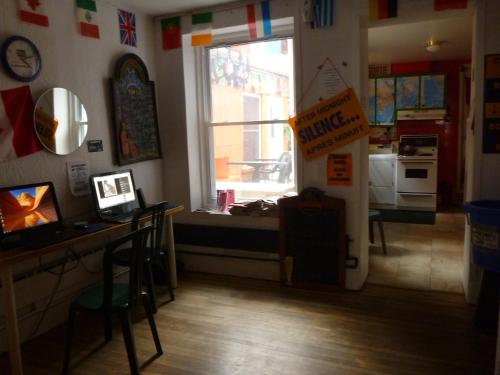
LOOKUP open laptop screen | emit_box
[0,182,62,236]
[90,170,136,211]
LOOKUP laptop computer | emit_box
[89,170,142,223]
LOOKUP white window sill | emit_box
[174,210,279,230]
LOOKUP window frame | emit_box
[196,34,296,208]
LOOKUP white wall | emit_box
[463,0,500,303]
[154,0,369,289]
[0,0,161,350]
[0,0,163,216]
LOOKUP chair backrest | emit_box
[131,201,170,257]
[276,152,292,182]
[102,225,152,310]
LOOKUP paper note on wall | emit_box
[318,64,347,100]
[67,160,90,197]
[327,154,352,186]
[288,88,369,160]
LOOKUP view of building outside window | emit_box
[208,38,296,201]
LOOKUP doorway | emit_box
[365,13,473,293]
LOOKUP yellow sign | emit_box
[327,154,352,186]
[288,88,369,160]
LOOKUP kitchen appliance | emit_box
[369,154,396,205]
[396,135,438,210]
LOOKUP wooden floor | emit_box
[1,273,496,374]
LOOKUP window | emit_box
[202,38,296,203]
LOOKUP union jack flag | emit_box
[118,9,136,47]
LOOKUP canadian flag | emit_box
[18,0,49,27]
[0,86,42,162]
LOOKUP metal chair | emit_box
[112,201,174,313]
[63,226,162,375]
[258,151,292,183]
[369,209,387,254]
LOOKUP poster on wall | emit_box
[483,54,500,153]
[110,53,162,165]
[327,154,352,186]
[288,88,369,161]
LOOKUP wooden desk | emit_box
[0,205,184,375]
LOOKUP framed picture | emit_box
[420,74,446,109]
[110,53,162,165]
[375,77,395,125]
[396,75,420,110]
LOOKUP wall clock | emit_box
[1,36,42,82]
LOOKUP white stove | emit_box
[396,135,438,211]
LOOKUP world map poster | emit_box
[420,74,446,108]
[375,77,395,125]
[396,76,419,109]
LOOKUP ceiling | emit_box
[109,0,236,16]
[368,15,473,64]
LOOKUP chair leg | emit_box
[119,310,139,375]
[144,262,158,314]
[62,304,77,374]
[104,312,113,342]
[161,254,175,302]
[369,219,374,244]
[143,294,163,355]
[377,218,387,255]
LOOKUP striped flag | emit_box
[0,86,41,162]
[434,0,467,11]
[118,9,137,47]
[247,1,272,39]
[191,13,212,46]
[18,0,49,27]
[312,0,335,28]
[369,0,397,21]
[162,17,181,50]
[76,0,100,39]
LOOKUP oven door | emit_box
[396,160,437,193]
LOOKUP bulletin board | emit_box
[110,53,162,165]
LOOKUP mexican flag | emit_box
[76,0,100,38]
[191,13,212,47]
[18,0,49,27]
[0,86,41,162]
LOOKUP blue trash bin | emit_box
[464,200,500,273]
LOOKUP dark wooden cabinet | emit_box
[279,188,346,289]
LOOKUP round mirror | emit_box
[34,88,88,155]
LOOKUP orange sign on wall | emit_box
[288,88,369,161]
[327,154,352,186]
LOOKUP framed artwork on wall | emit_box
[110,53,162,165]
[396,75,420,110]
[420,74,446,109]
[375,77,395,126]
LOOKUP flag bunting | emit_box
[118,9,137,47]
[0,86,41,162]
[369,0,397,21]
[312,0,335,28]
[191,12,212,46]
[434,0,467,11]
[76,0,100,38]
[162,17,181,50]
[247,1,272,39]
[18,0,49,27]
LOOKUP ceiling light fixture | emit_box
[425,39,442,53]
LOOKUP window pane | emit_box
[209,38,294,123]
[213,123,296,201]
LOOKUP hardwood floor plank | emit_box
[0,272,495,374]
